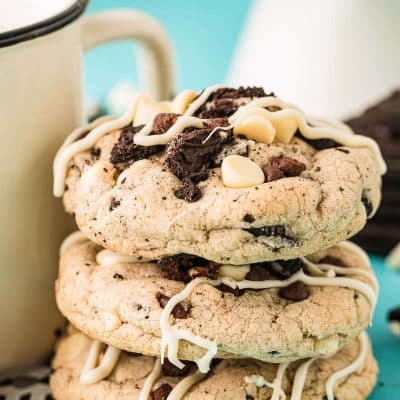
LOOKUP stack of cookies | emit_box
[51,85,385,399]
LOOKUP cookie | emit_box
[50,330,377,400]
[346,89,400,254]
[55,235,378,368]
[53,85,385,264]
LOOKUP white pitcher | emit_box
[229,0,400,119]
[0,0,175,375]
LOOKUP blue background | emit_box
[84,1,399,398]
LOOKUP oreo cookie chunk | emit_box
[388,306,400,337]
[346,90,400,254]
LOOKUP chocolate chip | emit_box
[109,198,121,211]
[263,163,284,182]
[246,396,255,400]
[113,273,124,280]
[161,359,192,376]
[158,254,218,282]
[152,383,173,400]
[243,213,255,223]
[336,148,350,154]
[244,225,295,241]
[263,157,306,182]
[279,281,310,301]
[319,256,347,267]
[156,292,190,319]
[361,195,373,217]
[110,125,164,168]
[388,307,400,322]
[217,283,243,297]
[152,113,180,134]
[245,264,271,281]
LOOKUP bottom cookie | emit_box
[50,330,377,400]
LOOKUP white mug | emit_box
[0,0,175,375]
[229,0,400,119]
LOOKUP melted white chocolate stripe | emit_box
[325,332,368,400]
[139,358,162,400]
[160,277,218,373]
[80,341,121,385]
[290,358,315,400]
[59,230,87,255]
[53,85,385,197]
[166,370,206,400]
[53,93,144,197]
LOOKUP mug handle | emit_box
[81,9,176,100]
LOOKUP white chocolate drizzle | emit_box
[53,84,386,197]
[80,340,121,384]
[324,332,368,400]
[139,358,162,400]
[53,93,143,196]
[166,370,206,400]
[96,249,139,267]
[160,277,219,373]
[59,230,87,255]
[244,332,369,399]
[290,358,315,400]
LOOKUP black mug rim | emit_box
[0,0,89,48]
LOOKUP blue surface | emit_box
[368,256,400,399]
[83,2,399,398]
[84,0,251,101]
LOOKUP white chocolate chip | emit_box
[221,155,265,188]
[273,119,297,143]
[134,95,171,125]
[103,311,121,332]
[218,265,251,280]
[171,89,199,114]
[233,114,276,144]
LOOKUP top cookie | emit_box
[54,85,385,263]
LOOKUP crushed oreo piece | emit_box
[244,225,295,241]
[158,254,219,282]
[161,359,193,377]
[152,113,180,134]
[268,259,303,279]
[361,195,373,217]
[90,147,101,160]
[263,157,306,182]
[319,256,347,267]
[195,87,272,119]
[110,125,164,168]
[174,179,202,202]
[279,281,310,301]
[245,264,271,281]
[243,213,255,223]
[297,133,340,150]
[113,273,124,280]
[217,283,243,297]
[213,138,249,166]
[388,307,400,322]
[152,383,173,400]
[155,292,190,319]
[109,198,121,211]
[166,127,232,201]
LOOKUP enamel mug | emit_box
[0,0,175,374]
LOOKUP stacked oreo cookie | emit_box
[51,86,384,399]
[346,90,400,254]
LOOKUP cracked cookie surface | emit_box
[50,331,377,400]
[55,239,375,363]
[57,87,383,263]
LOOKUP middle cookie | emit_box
[56,234,377,370]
